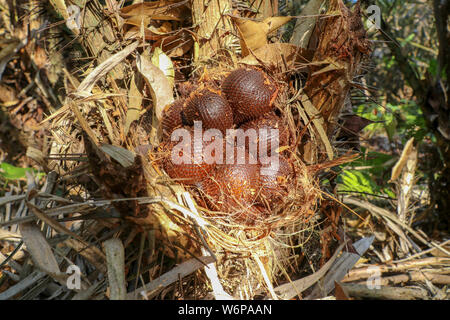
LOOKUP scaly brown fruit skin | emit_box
[181,88,234,133]
[159,68,293,223]
[222,68,278,124]
[239,112,290,158]
[161,99,185,140]
[259,155,294,206]
[161,129,215,185]
[196,159,266,223]
[214,163,261,204]
[193,146,261,221]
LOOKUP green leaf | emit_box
[384,116,398,141]
[401,34,415,46]
[337,149,396,198]
[339,170,377,194]
[427,58,438,77]
[0,162,44,180]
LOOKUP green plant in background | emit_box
[337,96,428,200]
[0,162,45,181]
[354,99,427,144]
[338,148,396,199]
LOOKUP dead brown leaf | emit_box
[154,30,194,57]
[390,137,415,182]
[124,74,143,136]
[120,0,190,21]
[240,43,312,70]
[231,16,292,56]
[136,53,174,121]
[19,222,61,277]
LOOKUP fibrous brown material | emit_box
[191,0,235,61]
[222,67,278,124]
[303,0,371,137]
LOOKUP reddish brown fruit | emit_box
[195,144,263,215]
[197,161,264,223]
[161,99,185,140]
[202,147,258,194]
[181,88,234,133]
[259,155,294,205]
[196,174,267,224]
[222,68,278,124]
[239,112,290,157]
[215,162,261,204]
[162,129,214,185]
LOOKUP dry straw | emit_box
[32,0,370,298]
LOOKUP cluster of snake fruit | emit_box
[159,67,295,225]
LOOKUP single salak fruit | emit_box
[222,68,278,124]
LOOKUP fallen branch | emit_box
[104,239,127,300]
[352,271,450,286]
[340,283,429,300]
[342,257,450,282]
